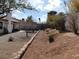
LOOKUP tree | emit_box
[38,18,41,23]
[69,0,79,13]
[67,14,78,34]
[58,12,65,16]
[47,11,65,31]
[48,11,57,15]
[71,14,78,34]
[0,0,37,33]
[27,16,34,23]
[0,0,37,14]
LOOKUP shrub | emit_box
[48,34,54,43]
[45,28,50,34]
[47,13,65,32]
[8,37,14,42]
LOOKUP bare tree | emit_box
[0,0,37,33]
[65,14,78,34]
[71,14,78,34]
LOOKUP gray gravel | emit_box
[0,30,35,59]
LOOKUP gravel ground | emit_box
[22,31,79,59]
[0,30,35,59]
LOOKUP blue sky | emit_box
[12,0,68,23]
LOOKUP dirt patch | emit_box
[22,31,79,59]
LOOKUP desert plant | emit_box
[48,34,54,43]
[45,28,50,34]
[8,36,14,42]
[47,12,65,32]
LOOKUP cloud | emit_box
[44,0,62,12]
[27,0,63,12]
[48,0,61,7]
[44,4,54,12]
[37,14,47,22]
[15,10,23,13]
[28,0,44,10]
[12,10,25,19]
[12,0,65,22]
[36,4,44,11]
[40,14,47,22]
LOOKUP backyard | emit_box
[0,0,79,59]
[22,30,79,59]
[0,30,35,59]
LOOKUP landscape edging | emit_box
[10,31,40,59]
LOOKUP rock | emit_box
[8,36,14,42]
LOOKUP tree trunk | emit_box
[7,12,13,33]
[72,14,78,34]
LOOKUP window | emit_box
[0,22,3,29]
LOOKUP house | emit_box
[20,19,38,31]
[0,14,20,34]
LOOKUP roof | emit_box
[0,15,7,19]
[0,16,20,23]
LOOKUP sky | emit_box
[12,0,68,23]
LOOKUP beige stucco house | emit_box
[0,14,20,34]
[20,19,37,30]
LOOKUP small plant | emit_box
[48,34,54,43]
[46,29,49,33]
[8,37,14,42]
[45,28,50,34]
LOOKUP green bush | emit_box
[47,15,65,32]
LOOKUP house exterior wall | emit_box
[0,21,4,33]
[13,22,20,30]
[20,20,26,29]
[0,14,20,34]
[0,20,8,33]
[20,20,38,30]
